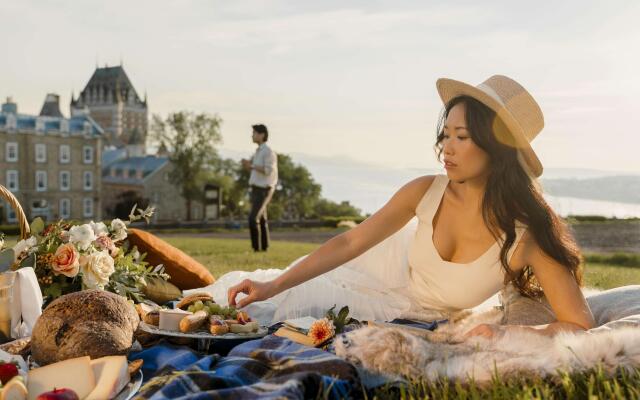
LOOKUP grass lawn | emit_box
[163,236,640,399]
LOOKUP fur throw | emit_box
[334,324,640,382]
[334,285,640,382]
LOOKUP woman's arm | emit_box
[465,232,596,339]
[228,176,435,308]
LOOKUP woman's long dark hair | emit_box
[435,95,583,297]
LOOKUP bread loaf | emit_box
[31,290,140,365]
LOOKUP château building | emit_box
[71,65,147,155]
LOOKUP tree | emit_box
[313,198,362,219]
[151,112,223,221]
[270,154,322,220]
[208,157,249,219]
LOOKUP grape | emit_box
[209,304,221,315]
[230,310,238,319]
[193,300,204,311]
[187,305,195,313]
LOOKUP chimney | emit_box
[2,97,17,114]
[39,93,64,117]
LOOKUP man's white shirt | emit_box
[249,143,278,188]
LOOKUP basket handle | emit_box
[0,184,31,240]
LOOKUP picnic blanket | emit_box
[130,335,363,400]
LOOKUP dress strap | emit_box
[506,222,528,263]
[415,174,449,219]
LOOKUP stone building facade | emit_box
[102,154,205,223]
[0,96,103,223]
[71,65,147,154]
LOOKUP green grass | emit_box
[162,237,317,277]
[583,264,640,289]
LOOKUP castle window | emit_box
[36,171,47,192]
[5,142,18,162]
[83,198,93,217]
[83,145,94,164]
[83,171,93,190]
[35,143,46,163]
[59,144,70,163]
[60,171,70,191]
[6,170,18,192]
[60,198,71,219]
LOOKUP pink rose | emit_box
[52,243,80,278]
[95,235,117,257]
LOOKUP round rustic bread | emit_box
[31,290,140,365]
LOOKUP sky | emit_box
[1,0,640,174]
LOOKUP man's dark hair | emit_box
[252,124,269,141]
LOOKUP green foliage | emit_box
[324,305,353,334]
[312,199,362,220]
[319,216,366,227]
[30,218,45,236]
[270,154,322,220]
[208,158,249,218]
[584,252,640,268]
[151,111,223,220]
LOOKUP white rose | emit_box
[81,250,115,290]
[89,221,109,237]
[110,219,127,241]
[0,237,4,250]
[69,224,96,251]
[12,236,38,262]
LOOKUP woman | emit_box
[227,75,596,338]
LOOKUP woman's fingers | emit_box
[228,279,251,307]
[236,293,255,309]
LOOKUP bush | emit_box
[320,216,366,227]
[585,253,640,268]
[0,224,21,236]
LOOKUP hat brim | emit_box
[436,78,543,178]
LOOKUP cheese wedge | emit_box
[0,376,28,400]
[27,356,96,400]
[85,356,131,400]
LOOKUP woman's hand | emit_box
[463,323,506,340]
[227,279,275,308]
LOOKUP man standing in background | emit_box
[242,124,278,252]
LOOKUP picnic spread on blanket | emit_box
[0,187,639,399]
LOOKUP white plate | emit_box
[139,321,268,340]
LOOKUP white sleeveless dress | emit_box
[187,175,528,325]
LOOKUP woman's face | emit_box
[442,102,491,181]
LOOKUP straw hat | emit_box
[436,75,544,178]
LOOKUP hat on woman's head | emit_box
[436,75,544,178]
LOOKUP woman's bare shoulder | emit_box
[395,175,438,211]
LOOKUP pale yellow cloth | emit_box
[407,174,527,312]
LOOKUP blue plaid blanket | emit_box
[130,335,362,400]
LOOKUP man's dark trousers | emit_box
[249,185,274,251]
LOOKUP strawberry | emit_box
[0,361,19,384]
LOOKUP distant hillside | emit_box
[541,176,640,204]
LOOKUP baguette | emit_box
[179,310,208,333]
[209,323,230,335]
[143,310,160,326]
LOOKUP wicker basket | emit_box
[0,184,31,240]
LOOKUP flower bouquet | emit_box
[0,205,170,304]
